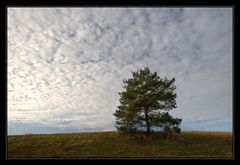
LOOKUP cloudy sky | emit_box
[8,8,232,135]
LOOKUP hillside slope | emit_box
[8,131,233,158]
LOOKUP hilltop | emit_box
[8,131,232,158]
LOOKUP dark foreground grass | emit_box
[7,131,232,158]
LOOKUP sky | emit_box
[8,8,233,135]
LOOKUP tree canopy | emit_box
[114,67,181,133]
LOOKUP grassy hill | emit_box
[7,131,233,158]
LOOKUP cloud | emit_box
[8,8,232,134]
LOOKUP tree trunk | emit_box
[145,107,150,134]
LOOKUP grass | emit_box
[7,131,233,158]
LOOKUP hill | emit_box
[7,131,232,158]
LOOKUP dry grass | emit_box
[183,131,232,136]
[7,131,233,158]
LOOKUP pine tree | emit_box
[114,67,181,133]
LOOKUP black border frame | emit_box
[1,0,237,161]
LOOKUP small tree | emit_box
[114,67,181,134]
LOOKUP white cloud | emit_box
[8,8,232,134]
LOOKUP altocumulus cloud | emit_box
[8,8,232,135]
